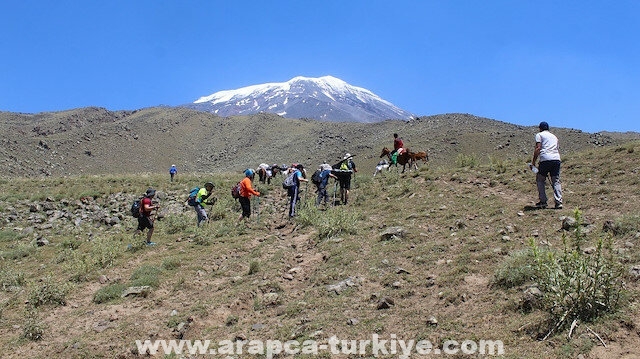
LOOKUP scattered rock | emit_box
[347,318,359,325]
[521,286,543,312]
[326,276,362,295]
[380,227,406,241]
[629,265,640,280]
[426,316,438,326]
[93,321,113,333]
[377,297,395,309]
[562,216,578,230]
[263,293,280,305]
[121,286,151,298]
[425,275,436,287]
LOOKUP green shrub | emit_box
[455,153,478,168]
[64,251,92,282]
[90,236,118,268]
[93,283,127,304]
[314,207,359,240]
[162,257,182,270]
[530,209,625,339]
[130,265,162,288]
[488,156,508,174]
[0,229,23,242]
[28,276,69,307]
[248,261,260,275]
[23,308,45,341]
[1,243,36,260]
[162,214,192,235]
[492,249,536,289]
[608,215,640,236]
[0,266,26,291]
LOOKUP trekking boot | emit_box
[535,201,547,209]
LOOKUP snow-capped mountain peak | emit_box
[188,76,413,123]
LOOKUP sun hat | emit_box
[344,153,352,159]
[145,188,156,197]
[244,168,255,177]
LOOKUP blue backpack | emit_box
[187,187,200,206]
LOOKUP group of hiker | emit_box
[136,125,563,244]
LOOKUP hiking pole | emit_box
[255,195,260,224]
[332,179,338,207]
[303,181,308,208]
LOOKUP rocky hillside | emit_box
[1,107,635,178]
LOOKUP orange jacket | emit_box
[239,177,260,198]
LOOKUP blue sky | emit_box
[1,1,639,132]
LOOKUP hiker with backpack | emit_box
[313,163,337,207]
[238,169,260,223]
[134,188,159,245]
[333,153,357,205]
[190,182,216,227]
[284,164,308,217]
[169,165,177,182]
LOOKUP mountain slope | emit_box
[1,107,634,178]
[187,76,414,122]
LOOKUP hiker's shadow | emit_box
[523,205,544,212]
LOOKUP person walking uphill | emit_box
[238,169,260,223]
[315,163,337,207]
[530,121,563,209]
[333,153,357,205]
[194,182,216,226]
[135,188,159,245]
[169,165,177,182]
[287,164,308,217]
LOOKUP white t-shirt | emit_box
[535,130,561,162]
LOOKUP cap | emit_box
[244,168,255,177]
[145,188,156,197]
[205,181,214,188]
[344,153,352,159]
[539,121,549,131]
[321,164,332,171]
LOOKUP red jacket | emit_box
[394,137,404,150]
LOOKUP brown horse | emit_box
[407,150,429,169]
[380,147,412,173]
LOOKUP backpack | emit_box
[311,169,323,185]
[231,182,242,199]
[340,159,353,171]
[187,187,200,206]
[282,171,297,189]
[130,198,142,218]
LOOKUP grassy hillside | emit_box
[0,140,639,358]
